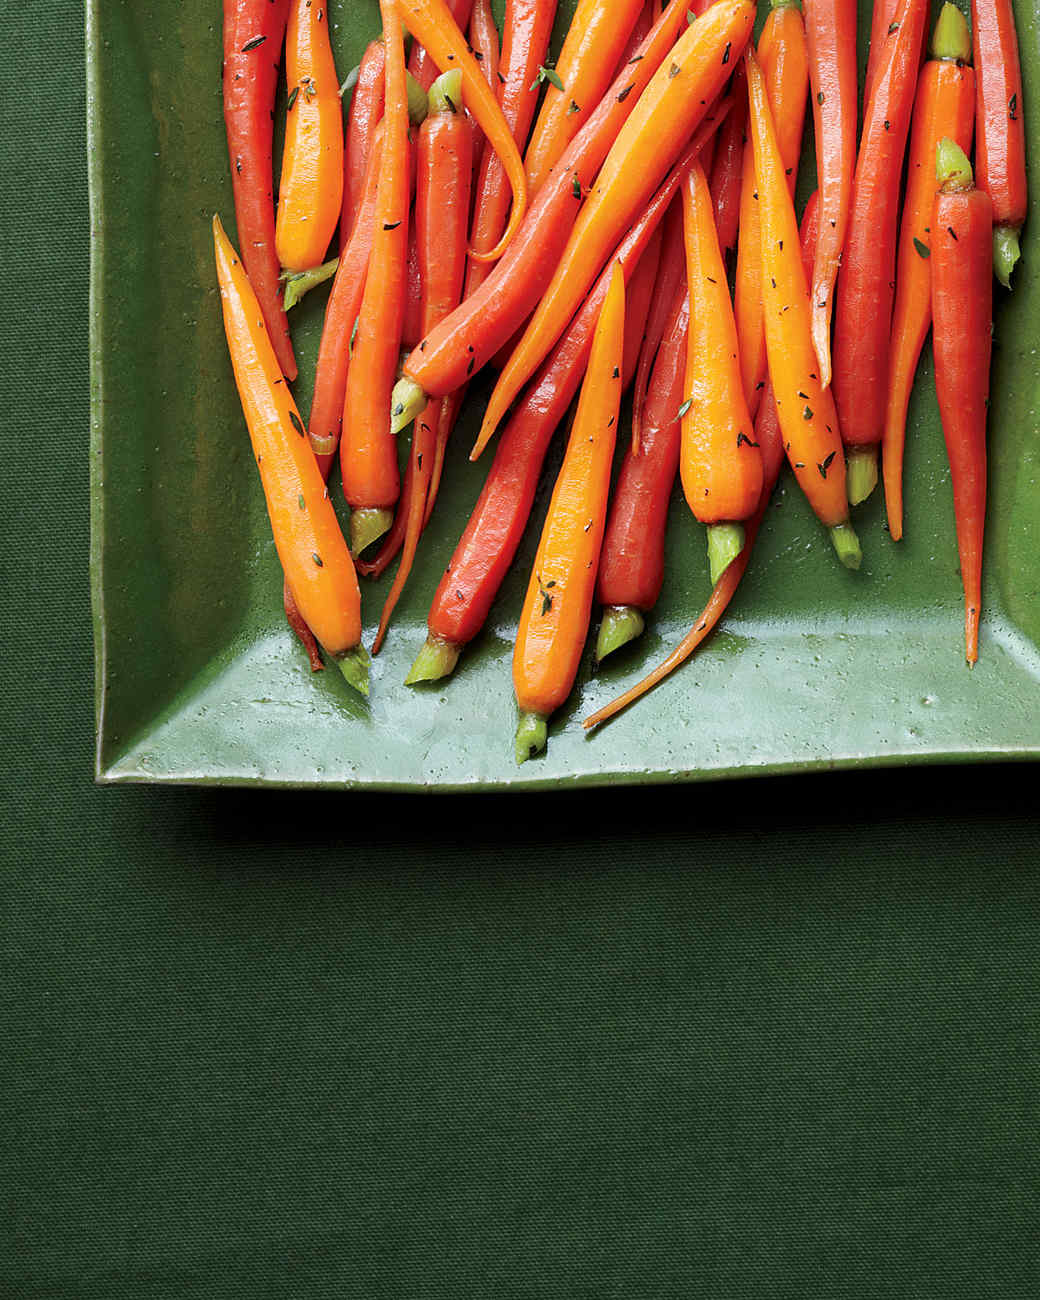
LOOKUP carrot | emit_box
[932,139,992,663]
[733,0,808,417]
[405,116,727,685]
[882,4,975,541]
[408,0,475,91]
[513,265,626,764]
[831,0,928,506]
[283,579,324,671]
[801,0,857,388]
[341,41,385,250]
[746,50,859,567]
[864,0,900,113]
[629,199,684,455]
[340,0,411,556]
[616,0,659,74]
[467,0,501,180]
[213,215,367,694]
[400,0,526,261]
[275,0,344,272]
[523,0,646,199]
[596,273,687,662]
[472,0,757,460]
[402,226,425,349]
[972,0,1027,286]
[709,62,747,255]
[222,0,296,379]
[585,190,821,731]
[682,159,764,582]
[391,0,694,426]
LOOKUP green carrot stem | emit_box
[391,377,427,434]
[706,523,746,586]
[829,520,863,570]
[846,447,878,506]
[334,645,370,697]
[931,2,972,62]
[515,711,548,765]
[405,635,461,684]
[281,257,339,311]
[993,225,1021,289]
[350,507,394,557]
[595,605,646,662]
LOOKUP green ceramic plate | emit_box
[89,0,1040,790]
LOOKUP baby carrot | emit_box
[746,49,859,567]
[596,273,688,662]
[391,0,694,423]
[932,139,992,663]
[340,0,411,555]
[585,191,821,731]
[513,265,626,764]
[523,0,645,199]
[629,199,684,455]
[801,0,857,387]
[341,41,385,249]
[400,0,527,260]
[408,0,475,91]
[213,215,366,694]
[864,0,900,113]
[710,62,748,256]
[468,0,501,178]
[831,0,928,505]
[972,0,1027,286]
[473,0,756,459]
[882,3,975,540]
[682,160,764,582]
[276,0,344,272]
[222,0,296,379]
[733,0,808,416]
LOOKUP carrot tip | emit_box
[515,711,548,765]
[391,378,427,435]
[707,523,746,587]
[405,636,461,685]
[829,521,863,571]
[334,645,370,697]
[596,606,646,663]
[350,507,394,558]
[994,226,1021,290]
[847,448,879,507]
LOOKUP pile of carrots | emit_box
[215,0,1027,763]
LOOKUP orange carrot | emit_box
[734,0,808,417]
[932,139,992,663]
[882,3,975,540]
[473,0,757,459]
[523,0,645,199]
[275,0,344,272]
[400,0,528,260]
[584,190,820,731]
[468,0,501,178]
[802,0,857,387]
[213,215,366,694]
[340,0,411,556]
[746,49,859,567]
[408,0,475,91]
[513,265,626,763]
[681,159,764,582]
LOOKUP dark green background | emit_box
[3,3,1040,1296]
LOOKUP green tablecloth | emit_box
[2,5,1039,1295]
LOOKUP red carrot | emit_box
[709,62,747,254]
[629,198,685,454]
[222,0,296,379]
[864,0,900,112]
[341,40,385,249]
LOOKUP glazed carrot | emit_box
[391,0,694,423]
[213,215,367,693]
[341,41,385,249]
[831,0,928,505]
[468,0,501,179]
[734,0,808,417]
[513,265,626,764]
[746,50,859,566]
[972,0,1027,285]
[616,0,659,73]
[802,0,857,388]
[406,116,727,685]
[864,0,900,113]
[472,0,757,459]
[371,72,474,652]
[400,0,527,261]
[630,199,684,455]
[882,4,975,541]
[402,227,424,349]
[596,273,688,662]
[409,0,475,91]
[222,0,296,379]
[932,140,992,663]
[283,579,324,671]
[523,0,645,199]
[585,190,821,730]
[710,62,748,255]
[682,160,764,582]
[275,0,343,272]
[340,0,411,556]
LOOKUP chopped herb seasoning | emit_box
[289,410,306,437]
[568,100,581,115]
[497,70,506,85]
[797,390,808,399]
[312,553,324,567]
[755,380,765,391]
[736,431,758,448]
[676,397,693,420]
[445,95,457,113]
[235,157,242,174]
[572,174,582,199]
[298,494,306,510]
[884,119,890,131]
[584,519,593,532]
[287,86,300,111]
[888,20,899,33]
[817,91,825,105]
[706,275,717,284]
[241,34,267,52]
[349,316,359,354]
[818,450,836,478]
[628,54,644,65]
[383,220,402,231]
[531,64,564,92]
[669,63,681,79]
[617,85,634,103]
[722,42,731,64]
[473,49,483,61]
[1009,93,1018,120]
[612,366,620,379]
[467,357,475,376]
[947,225,958,241]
